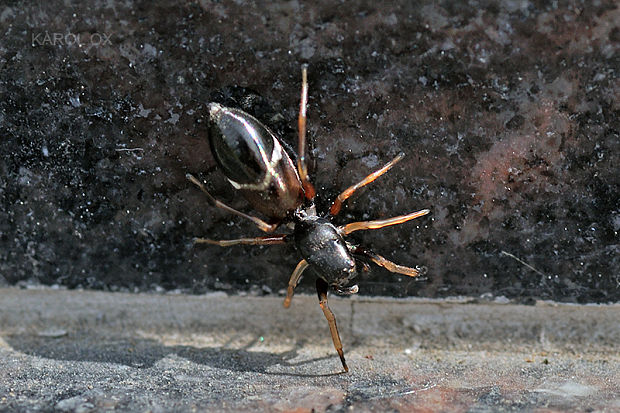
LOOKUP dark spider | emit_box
[187,65,429,372]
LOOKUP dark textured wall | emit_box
[1,1,618,302]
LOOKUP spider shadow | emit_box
[2,332,344,378]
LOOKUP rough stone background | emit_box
[1,0,618,302]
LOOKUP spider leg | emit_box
[297,64,316,199]
[352,246,421,277]
[187,173,279,232]
[194,235,288,247]
[329,152,405,216]
[283,259,309,308]
[339,209,430,235]
[316,278,348,373]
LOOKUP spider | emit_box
[187,65,429,372]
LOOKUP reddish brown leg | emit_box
[194,235,287,247]
[330,152,406,216]
[283,259,309,308]
[316,278,348,373]
[187,173,279,233]
[353,247,421,278]
[339,209,430,235]
[297,65,316,200]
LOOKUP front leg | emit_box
[339,209,430,235]
[283,259,309,308]
[352,246,422,277]
[316,278,348,373]
[329,153,406,216]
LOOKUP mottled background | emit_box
[1,0,618,302]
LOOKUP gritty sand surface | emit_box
[1,288,618,411]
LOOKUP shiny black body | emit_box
[293,216,357,288]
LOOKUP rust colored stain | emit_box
[470,98,573,216]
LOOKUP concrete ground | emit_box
[0,288,618,412]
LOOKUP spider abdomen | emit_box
[207,102,304,221]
